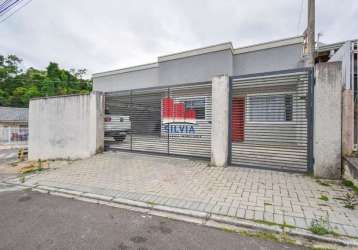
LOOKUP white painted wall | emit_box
[314,62,342,179]
[28,92,104,160]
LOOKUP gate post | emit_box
[211,75,230,167]
[314,62,342,179]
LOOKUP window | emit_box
[184,98,205,119]
[247,94,293,122]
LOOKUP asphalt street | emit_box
[0,189,307,250]
[0,148,18,164]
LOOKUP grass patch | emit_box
[309,247,335,250]
[239,230,297,245]
[309,217,332,236]
[342,179,358,194]
[319,195,329,201]
[239,230,280,242]
[146,201,157,207]
[220,227,238,233]
[316,180,331,187]
[254,220,295,229]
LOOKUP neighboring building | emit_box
[317,40,358,148]
[0,106,28,128]
[0,106,29,144]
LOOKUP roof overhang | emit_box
[92,36,305,78]
[158,42,234,62]
[93,62,158,78]
[234,36,304,54]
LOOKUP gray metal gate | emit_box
[230,68,314,172]
[104,83,212,158]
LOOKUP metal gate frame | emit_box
[228,68,315,172]
[104,81,212,160]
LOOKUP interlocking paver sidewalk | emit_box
[17,151,358,237]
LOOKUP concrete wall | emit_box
[233,44,304,75]
[158,50,233,85]
[342,89,354,156]
[211,75,229,167]
[93,66,158,92]
[29,92,104,160]
[314,62,342,179]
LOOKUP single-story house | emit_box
[0,106,28,128]
[0,106,29,143]
[90,36,357,173]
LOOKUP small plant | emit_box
[316,180,330,187]
[342,179,354,188]
[309,216,332,235]
[221,227,237,233]
[38,159,43,171]
[319,195,329,201]
[342,192,358,210]
[342,179,358,194]
[253,220,295,229]
[239,230,279,242]
[146,201,157,207]
[19,175,25,183]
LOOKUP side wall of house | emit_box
[233,44,304,75]
[93,66,158,92]
[158,50,233,85]
[28,92,104,160]
[92,44,304,93]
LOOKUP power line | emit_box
[297,0,304,35]
[0,0,21,16]
[0,0,31,24]
[0,0,14,12]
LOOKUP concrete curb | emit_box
[28,185,358,248]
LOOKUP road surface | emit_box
[0,188,307,250]
[0,148,18,164]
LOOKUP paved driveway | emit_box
[18,151,358,237]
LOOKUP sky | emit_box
[0,0,357,77]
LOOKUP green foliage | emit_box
[319,195,329,201]
[342,179,358,194]
[309,217,331,236]
[0,55,92,107]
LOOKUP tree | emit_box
[0,54,92,107]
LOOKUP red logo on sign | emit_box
[162,97,196,124]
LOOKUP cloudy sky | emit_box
[0,0,357,76]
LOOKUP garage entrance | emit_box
[104,83,212,159]
[230,69,314,172]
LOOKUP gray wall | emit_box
[93,67,158,92]
[93,44,304,92]
[314,62,342,179]
[233,44,304,75]
[158,50,233,85]
[28,92,104,160]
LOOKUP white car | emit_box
[104,115,131,142]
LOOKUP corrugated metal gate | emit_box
[104,83,212,158]
[230,69,314,172]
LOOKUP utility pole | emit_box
[305,0,315,67]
